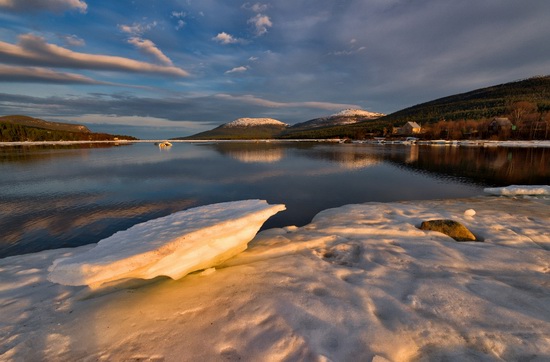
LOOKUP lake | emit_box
[1,141,548,258]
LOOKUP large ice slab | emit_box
[484,185,550,196]
[48,200,285,287]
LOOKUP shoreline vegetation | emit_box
[2,139,550,148]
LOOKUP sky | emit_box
[1,0,550,138]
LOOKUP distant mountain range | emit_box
[0,115,137,142]
[180,76,550,140]
[179,109,386,140]
[4,75,549,142]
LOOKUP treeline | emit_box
[380,76,550,125]
[418,101,550,140]
[0,122,137,142]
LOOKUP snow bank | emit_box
[1,197,549,361]
[484,185,550,196]
[48,200,285,287]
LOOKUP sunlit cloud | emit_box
[0,64,109,84]
[0,34,189,77]
[0,0,87,13]
[128,37,173,66]
[212,32,246,45]
[225,66,248,74]
[248,14,272,36]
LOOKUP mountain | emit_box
[180,76,550,141]
[180,118,289,140]
[0,115,91,133]
[279,76,550,140]
[289,109,385,130]
[0,115,137,142]
[380,75,550,125]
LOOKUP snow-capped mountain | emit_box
[330,109,385,119]
[183,117,289,140]
[290,109,385,130]
[222,118,289,128]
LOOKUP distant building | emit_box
[397,121,421,135]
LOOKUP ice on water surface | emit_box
[48,200,286,287]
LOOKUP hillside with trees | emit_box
[0,115,137,142]
[281,76,550,140]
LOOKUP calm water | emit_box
[1,142,548,257]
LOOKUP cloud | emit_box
[242,2,269,13]
[212,32,246,45]
[225,66,248,74]
[128,37,173,66]
[0,64,109,84]
[248,14,272,36]
[171,11,186,18]
[0,34,189,77]
[0,0,87,13]
[329,46,366,56]
[215,94,359,110]
[59,34,85,47]
[175,20,185,30]
[118,21,157,36]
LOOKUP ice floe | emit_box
[1,197,549,361]
[484,185,550,196]
[48,200,285,287]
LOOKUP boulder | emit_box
[419,219,477,241]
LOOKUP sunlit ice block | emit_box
[48,200,285,287]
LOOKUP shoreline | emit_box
[1,139,550,148]
[1,195,549,360]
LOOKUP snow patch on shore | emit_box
[484,185,550,196]
[1,197,549,361]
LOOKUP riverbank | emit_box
[1,195,549,361]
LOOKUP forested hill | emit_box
[379,76,550,125]
[0,115,91,133]
[0,115,137,142]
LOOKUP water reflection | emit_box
[212,143,285,163]
[383,145,549,186]
[208,142,382,169]
[0,143,129,164]
[1,142,548,257]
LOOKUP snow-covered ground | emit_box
[1,195,549,361]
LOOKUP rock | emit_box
[464,209,476,217]
[419,219,477,241]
